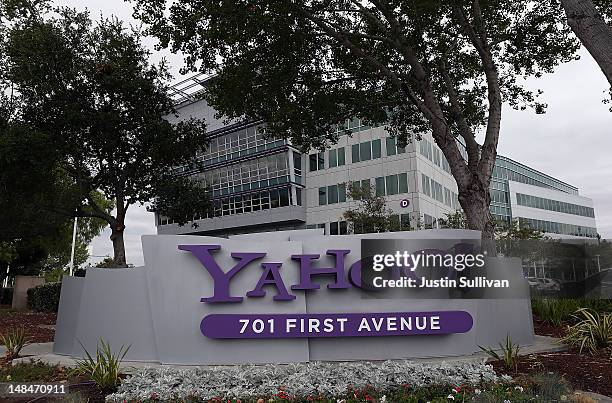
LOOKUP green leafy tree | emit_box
[2,7,209,266]
[438,210,467,230]
[132,0,579,239]
[94,257,117,268]
[343,183,403,233]
[496,218,544,241]
[439,211,544,240]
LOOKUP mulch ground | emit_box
[491,348,612,397]
[0,309,57,343]
[491,315,612,397]
[532,315,568,338]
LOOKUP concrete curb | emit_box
[8,335,567,370]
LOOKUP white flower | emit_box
[104,360,502,402]
[474,389,481,395]
[448,395,455,400]
[504,400,511,403]
[514,386,524,392]
[380,396,386,402]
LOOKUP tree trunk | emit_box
[561,0,612,87]
[459,180,496,241]
[110,223,127,268]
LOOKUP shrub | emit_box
[0,287,13,305]
[479,334,521,371]
[0,327,30,360]
[528,372,571,402]
[0,359,65,382]
[561,308,612,354]
[75,338,130,394]
[532,298,612,326]
[27,282,62,312]
[106,360,503,402]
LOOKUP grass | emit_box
[532,298,612,326]
[0,359,68,382]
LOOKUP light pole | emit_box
[68,216,78,276]
[2,264,9,288]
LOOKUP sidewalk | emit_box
[3,335,567,371]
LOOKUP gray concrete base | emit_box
[7,335,566,373]
[573,391,612,402]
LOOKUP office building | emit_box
[157,75,597,238]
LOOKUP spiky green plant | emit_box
[479,335,521,371]
[0,327,30,360]
[561,308,612,355]
[75,338,129,393]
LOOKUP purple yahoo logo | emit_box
[178,245,361,303]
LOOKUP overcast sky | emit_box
[54,0,612,266]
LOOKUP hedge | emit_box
[27,282,62,312]
[0,287,13,305]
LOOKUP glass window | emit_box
[270,189,280,208]
[390,214,400,230]
[340,221,348,235]
[399,173,408,193]
[329,149,338,168]
[372,139,381,159]
[328,185,339,204]
[401,214,410,230]
[386,174,399,195]
[424,214,434,229]
[337,147,345,166]
[309,154,317,172]
[338,183,346,202]
[433,148,441,166]
[360,141,372,161]
[375,176,385,196]
[351,180,361,199]
[279,188,289,206]
[318,152,325,170]
[330,221,339,235]
[421,174,430,196]
[352,144,360,163]
[386,137,396,156]
[318,187,327,205]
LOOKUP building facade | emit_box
[157,76,597,238]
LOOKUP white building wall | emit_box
[508,181,596,229]
[305,130,458,230]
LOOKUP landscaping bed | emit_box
[0,309,56,344]
[491,348,612,397]
[0,360,106,402]
[532,314,567,338]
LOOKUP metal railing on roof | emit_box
[168,72,212,105]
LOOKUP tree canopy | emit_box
[132,0,580,238]
[1,5,210,266]
[343,182,403,233]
